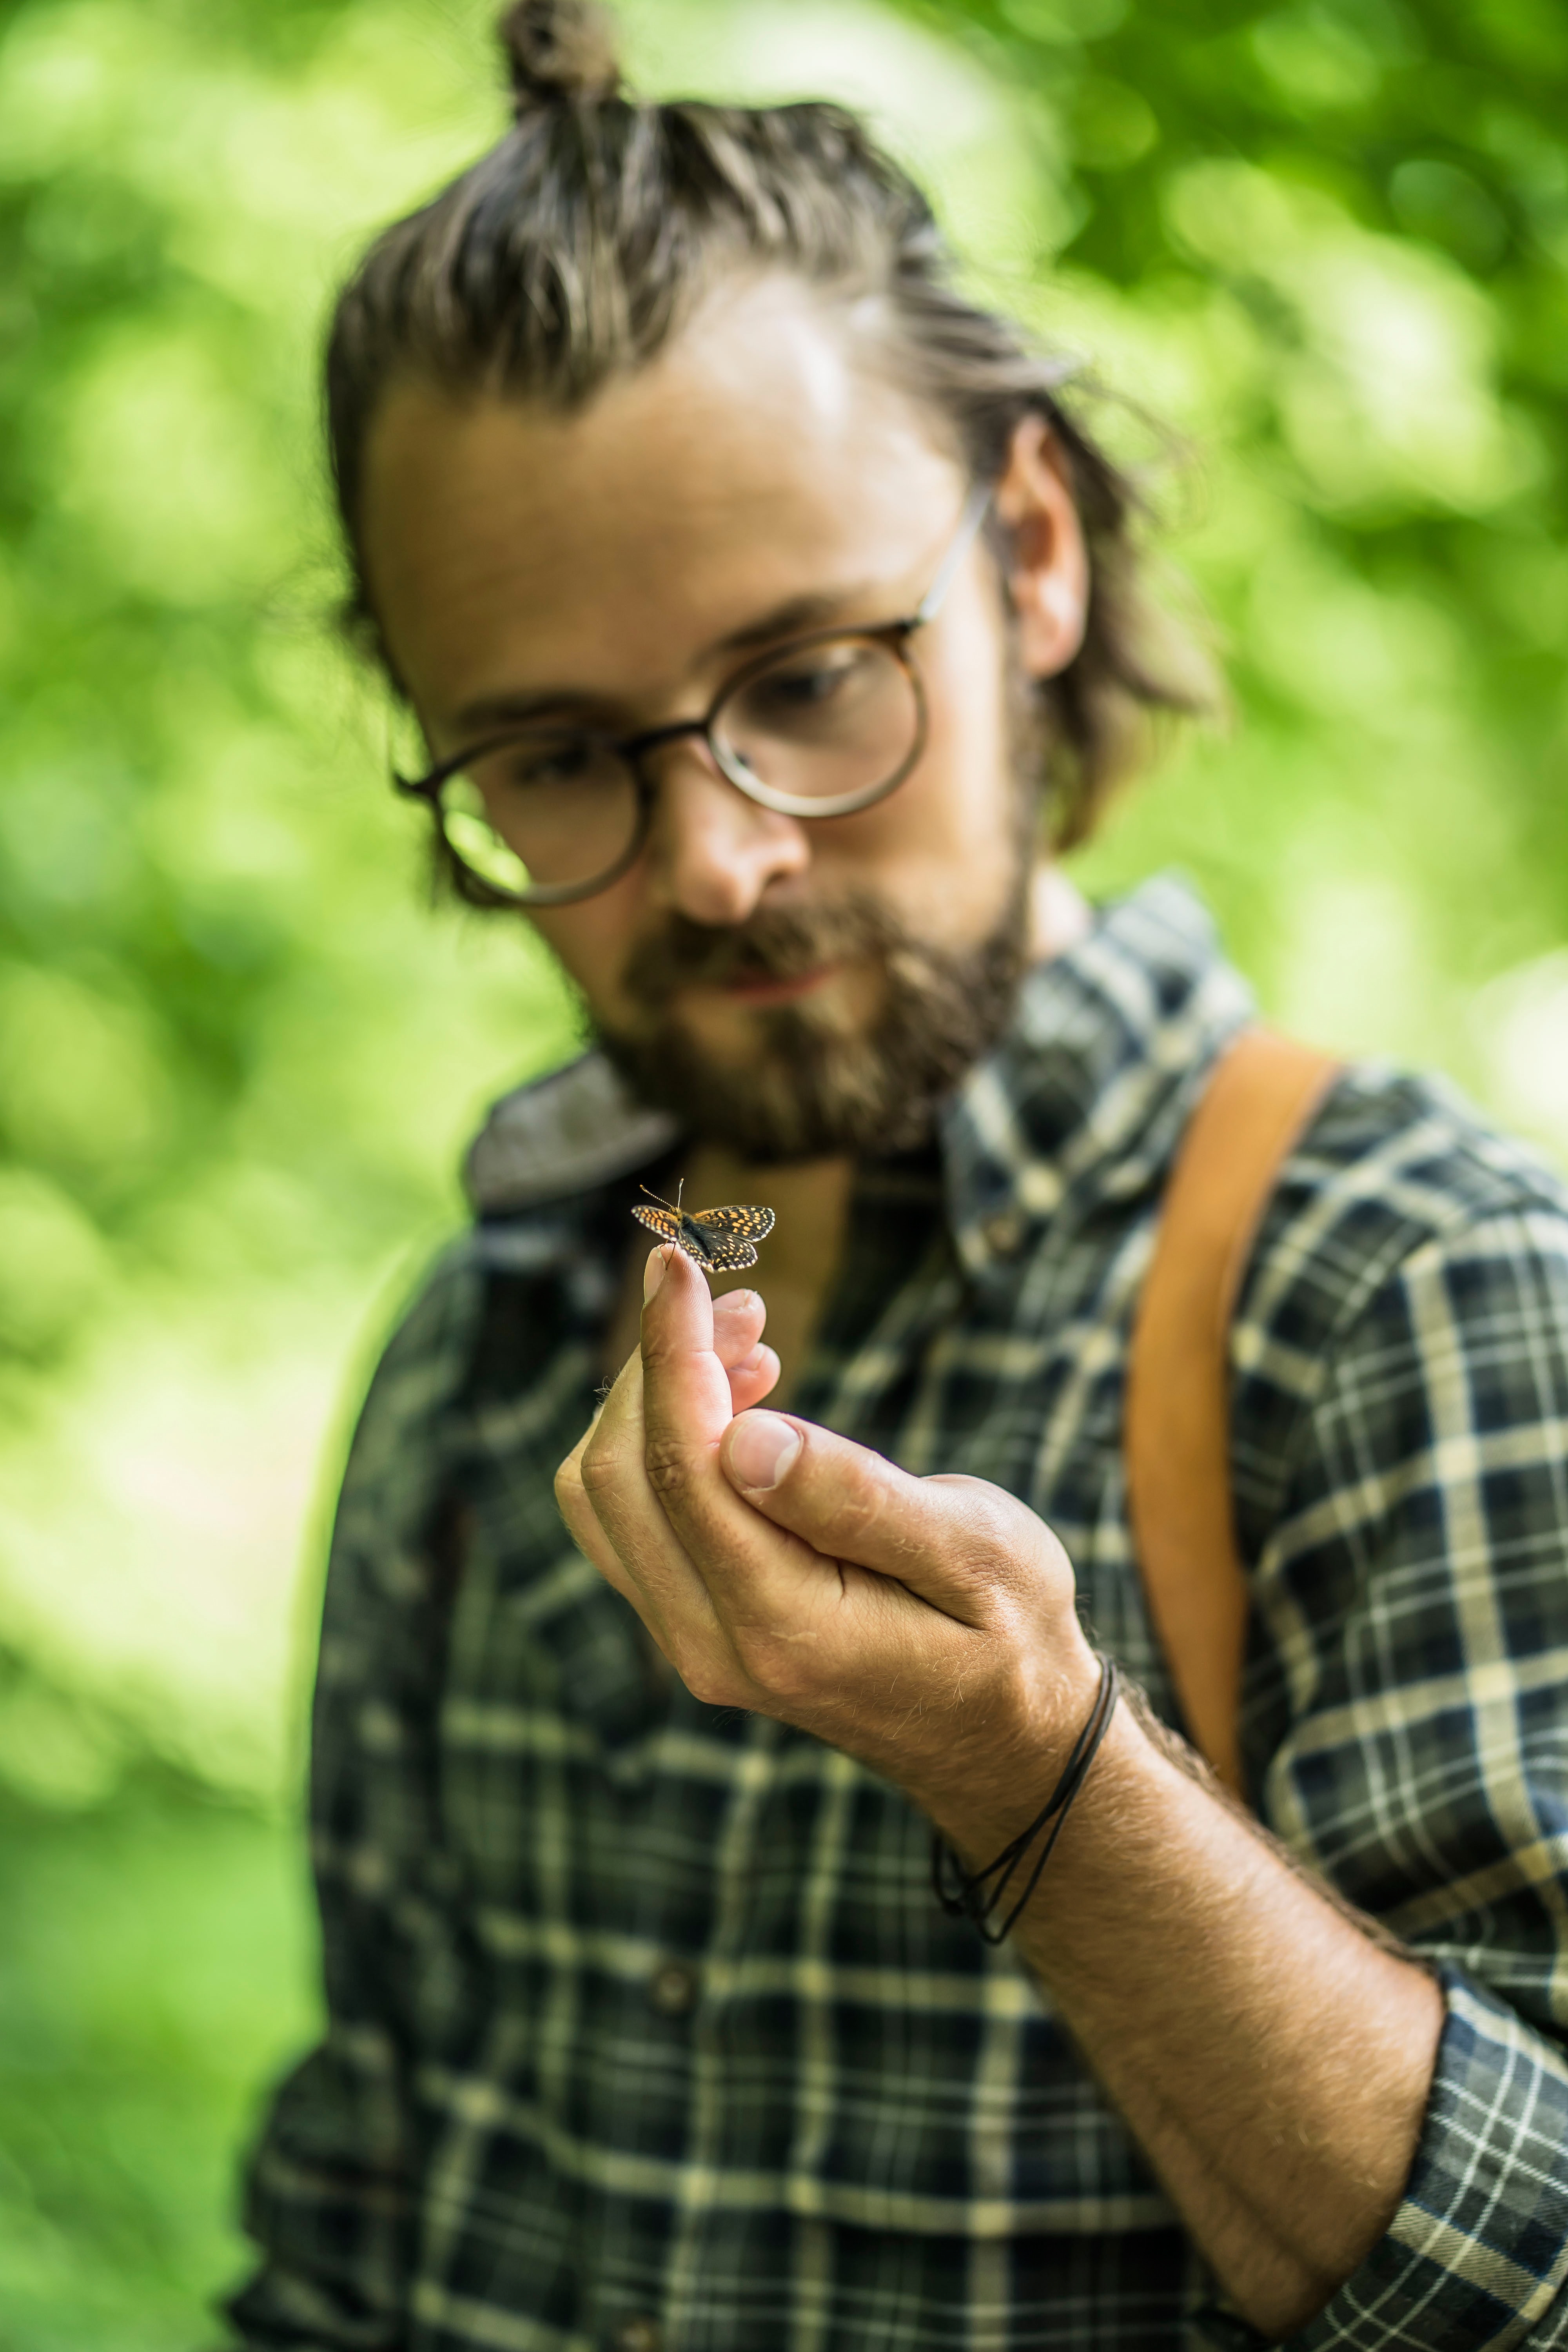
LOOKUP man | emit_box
[229,6,1568,2348]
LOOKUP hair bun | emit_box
[499,0,622,110]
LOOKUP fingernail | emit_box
[728,1411,800,1493]
[644,1245,671,1303]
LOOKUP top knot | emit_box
[499,0,623,111]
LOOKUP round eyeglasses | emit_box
[392,486,992,909]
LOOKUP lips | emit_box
[621,898,889,1016]
[716,962,839,1005]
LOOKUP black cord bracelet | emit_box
[931,1651,1120,1946]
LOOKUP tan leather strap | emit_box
[1125,1029,1343,1794]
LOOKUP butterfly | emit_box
[632,1180,776,1273]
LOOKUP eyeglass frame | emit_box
[391,482,995,910]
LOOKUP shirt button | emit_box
[647,1960,699,2018]
[609,2319,662,2352]
[980,1207,1026,1258]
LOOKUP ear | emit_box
[994,413,1089,681]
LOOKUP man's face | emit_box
[361,279,1077,1159]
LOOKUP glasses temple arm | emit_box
[911,483,995,628]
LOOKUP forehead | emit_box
[359,277,967,720]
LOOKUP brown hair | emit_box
[326,0,1205,853]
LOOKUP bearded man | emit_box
[228,7,1568,2349]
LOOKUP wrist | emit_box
[932,1650,1123,1945]
[924,1634,1123,1873]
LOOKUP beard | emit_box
[591,863,1034,1163]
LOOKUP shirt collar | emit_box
[465,1052,679,1218]
[464,876,1252,1259]
[939,876,1254,1281]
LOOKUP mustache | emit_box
[620,897,906,1009]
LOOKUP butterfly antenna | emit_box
[675,1177,684,1212]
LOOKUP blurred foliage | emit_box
[0,0,1564,2340]
[0,1667,314,2350]
[917,0,1568,1073]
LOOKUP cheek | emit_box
[813,603,1019,905]
[528,878,644,1008]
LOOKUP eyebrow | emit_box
[446,575,887,740]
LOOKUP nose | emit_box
[644,738,811,927]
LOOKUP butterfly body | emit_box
[632,1183,775,1273]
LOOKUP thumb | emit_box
[720,1410,1058,1621]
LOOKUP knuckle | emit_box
[963,1492,1016,1563]
[991,1486,1033,1544]
[831,1474,894,1552]
[729,1622,809,1711]
[727,1621,768,1681]
[638,1322,684,1374]
[670,1644,738,1711]
[577,1433,618,1501]
[938,1479,1020,1568]
[642,1433,694,1506]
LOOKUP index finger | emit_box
[639,1241,737,1470]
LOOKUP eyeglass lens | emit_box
[438,631,922,904]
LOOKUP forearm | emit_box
[936,1693,1445,2340]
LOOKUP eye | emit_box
[753,648,867,711]
[495,737,597,790]
[465,733,628,799]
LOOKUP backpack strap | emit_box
[1125,1028,1343,1795]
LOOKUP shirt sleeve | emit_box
[224,1250,483,2349]
[1247,1205,1568,2351]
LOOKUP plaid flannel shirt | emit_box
[229,879,1568,2352]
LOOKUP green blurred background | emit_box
[2,0,1565,2338]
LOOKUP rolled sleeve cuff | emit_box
[1289,1971,1568,2352]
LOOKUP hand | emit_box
[602,1276,783,1421]
[556,1243,1100,1839]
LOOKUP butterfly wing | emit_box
[632,1203,713,1266]
[701,1237,761,1271]
[689,1205,776,1243]
[632,1203,681,1242]
[633,1198,773,1274]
